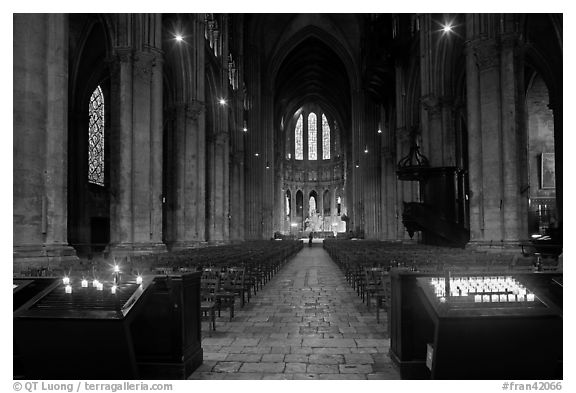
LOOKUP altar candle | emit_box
[136,275,143,285]
[65,284,72,294]
[111,285,117,295]
[81,279,88,288]
[62,276,70,285]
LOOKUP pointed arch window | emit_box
[295,114,303,160]
[88,85,105,186]
[308,112,317,160]
[322,114,330,160]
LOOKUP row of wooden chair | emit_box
[323,240,559,323]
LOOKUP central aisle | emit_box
[189,244,401,380]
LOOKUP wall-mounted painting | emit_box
[541,152,555,189]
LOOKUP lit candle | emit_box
[65,284,72,294]
[97,283,103,291]
[527,293,535,302]
[62,276,70,285]
[111,285,117,294]
[81,279,88,288]
[518,294,525,302]
[136,275,143,285]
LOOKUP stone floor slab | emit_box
[189,244,400,380]
[239,362,286,373]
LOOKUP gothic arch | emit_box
[67,15,113,255]
[268,23,360,92]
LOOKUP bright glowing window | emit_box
[308,113,317,160]
[322,114,330,160]
[88,86,105,186]
[295,115,303,160]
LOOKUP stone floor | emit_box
[189,243,401,380]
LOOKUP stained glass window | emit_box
[322,114,330,160]
[295,115,303,160]
[308,113,317,160]
[88,86,105,186]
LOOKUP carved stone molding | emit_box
[108,49,132,77]
[499,32,520,50]
[186,100,205,120]
[133,53,155,82]
[231,151,245,164]
[421,95,442,116]
[114,48,133,64]
[214,131,229,145]
[473,40,500,71]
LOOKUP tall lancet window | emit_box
[322,114,330,160]
[308,112,317,160]
[295,114,303,160]
[88,85,105,186]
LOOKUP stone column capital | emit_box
[215,131,229,145]
[231,151,244,164]
[499,32,520,49]
[113,48,133,63]
[421,95,441,115]
[186,99,205,120]
[473,39,500,70]
[133,52,156,82]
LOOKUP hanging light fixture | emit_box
[364,145,369,154]
[265,161,270,170]
[377,121,382,134]
[242,120,248,132]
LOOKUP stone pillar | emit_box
[476,39,504,241]
[230,150,245,242]
[465,19,484,242]
[168,100,206,249]
[550,98,562,224]
[150,51,164,246]
[13,14,78,269]
[465,15,526,248]
[499,33,525,241]
[208,130,230,243]
[108,15,166,256]
[350,89,364,232]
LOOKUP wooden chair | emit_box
[221,267,248,308]
[364,267,386,312]
[375,272,391,324]
[200,289,217,332]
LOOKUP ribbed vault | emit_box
[274,36,350,129]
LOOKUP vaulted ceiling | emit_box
[274,36,350,130]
